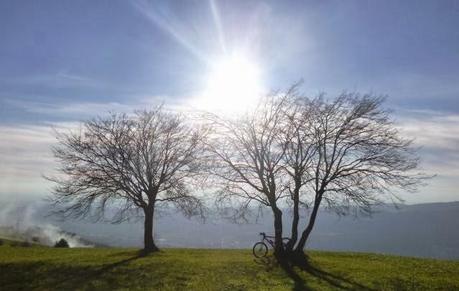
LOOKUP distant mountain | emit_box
[306,202,459,259]
[2,201,458,259]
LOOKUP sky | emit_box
[0,0,459,204]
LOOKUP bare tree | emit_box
[48,107,208,253]
[292,94,426,255]
[207,86,426,260]
[205,93,291,256]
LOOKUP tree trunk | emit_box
[285,186,300,252]
[272,205,284,258]
[143,205,159,253]
[294,194,322,253]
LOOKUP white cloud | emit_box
[0,97,191,200]
[397,110,459,175]
[4,95,191,120]
[0,124,56,198]
[0,121,83,198]
[1,106,458,203]
[398,113,459,151]
[1,71,103,90]
[393,109,459,203]
[5,99,135,119]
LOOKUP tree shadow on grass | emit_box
[253,255,279,271]
[294,260,375,291]
[255,254,375,291]
[53,249,152,289]
[254,255,310,290]
[0,250,155,290]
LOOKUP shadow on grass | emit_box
[255,254,375,291]
[58,250,147,288]
[253,255,279,271]
[0,250,154,290]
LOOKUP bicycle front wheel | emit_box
[252,242,268,258]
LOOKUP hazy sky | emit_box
[1,0,458,203]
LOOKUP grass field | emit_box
[0,239,458,290]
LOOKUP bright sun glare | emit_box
[193,53,263,115]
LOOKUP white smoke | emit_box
[0,200,94,247]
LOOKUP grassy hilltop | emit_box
[0,239,458,290]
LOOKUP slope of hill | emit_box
[0,236,46,247]
[0,246,458,290]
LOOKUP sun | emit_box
[193,53,263,115]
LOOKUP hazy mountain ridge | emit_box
[1,201,458,259]
[308,202,459,259]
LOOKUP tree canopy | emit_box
[49,107,208,252]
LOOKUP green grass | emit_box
[0,236,44,248]
[0,244,458,290]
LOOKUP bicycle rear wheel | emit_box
[252,242,268,258]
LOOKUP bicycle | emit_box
[252,232,291,258]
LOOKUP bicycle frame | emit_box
[259,232,290,248]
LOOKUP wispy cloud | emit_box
[5,99,136,118]
[392,109,459,203]
[1,71,103,90]
[0,95,194,199]
[1,107,458,203]
[0,96,188,200]
[0,124,56,197]
[397,110,459,174]
[3,95,186,120]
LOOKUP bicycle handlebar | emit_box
[259,232,291,241]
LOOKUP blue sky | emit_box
[1,0,459,203]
